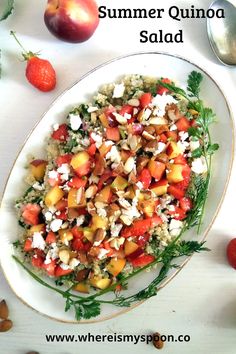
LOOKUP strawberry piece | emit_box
[119,105,133,116]
[138,168,152,189]
[22,203,41,225]
[176,117,191,132]
[55,199,68,211]
[42,259,56,276]
[55,266,73,277]
[168,206,186,220]
[131,254,155,268]
[31,255,44,268]
[166,131,178,142]
[87,143,97,156]
[45,231,57,244]
[126,248,144,262]
[56,154,72,166]
[71,238,85,251]
[57,210,67,220]
[167,185,185,200]
[51,124,68,142]
[68,176,87,189]
[174,154,188,165]
[140,93,152,108]
[23,238,33,252]
[121,217,162,238]
[71,226,84,239]
[179,197,192,212]
[136,233,150,247]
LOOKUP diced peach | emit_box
[99,113,109,128]
[93,153,105,176]
[70,152,91,176]
[106,127,120,142]
[150,179,168,196]
[68,188,86,208]
[98,142,112,157]
[27,224,45,236]
[106,258,126,277]
[58,229,73,243]
[111,176,128,190]
[91,215,108,230]
[95,185,112,203]
[138,199,156,217]
[45,186,64,207]
[166,141,182,159]
[83,227,94,242]
[166,164,184,183]
[124,240,139,256]
[73,282,90,294]
[124,186,135,199]
[90,276,111,289]
[148,160,166,181]
[30,159,47,181]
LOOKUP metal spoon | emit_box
[207,0,236,66]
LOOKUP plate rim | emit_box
[0,51,235,324]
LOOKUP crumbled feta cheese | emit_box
[97,248,109,260]
[69,258,80,269]
[169,219,183,230]
[190,140,200,151]
[87,106,98,113]
[60,263,70,270]
[45,211,53,222]
[143,108,152,120]
[89,174,99,184]
[53,123,59,131]
[179,131,189,141]
[32,232,46,250]
[32,182,45,191]
[69,114,82,131]
[48,206,57,214]
[110,237,125,250]
[170,124,177,131]
[110,223,123,238]
[124,113,131,120]
[136,181,143,189]
[191,157,207,174]
[133,108,139,115]
[113,83,125,98]
[97,208,107,218]
[119,198,131,210]
[57,164,70,175]
[48,170,58,179]
[154,142,166,155]
[151,94,178,117]
[104,140,114,147]
[76,215,85,226]
[177,140,189,153]
[50,219,63,232]
[91,132,103,148]
[106,145,121,164]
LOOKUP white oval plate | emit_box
[0,52,234,323]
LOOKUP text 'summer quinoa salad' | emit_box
[14,71,219,320]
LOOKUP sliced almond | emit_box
[120,214,132,225]
[94,228,105,244]
[128,135,138,151]
[144,125,156,135]
[85,185,98,199]
[137,108,145,122]
[0,300,9,320]
[58,249,70,264]
[127,98,140,107]
[149,117,168,125]
[124,156,135,174]
[113,112,127,125]
[76,187,84,204]
[142,130,155,140]
[0,319,13,332]
[136,156,149,173]
[87,201,96,215]
[144,140,158,152]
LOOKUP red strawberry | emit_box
[10,31,56,92]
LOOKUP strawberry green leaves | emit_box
[0,0,14,21]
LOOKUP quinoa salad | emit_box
[14,72,217,304]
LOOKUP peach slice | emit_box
[30,159,47,181]
[45,186,64,207]
[166,164,184,183]
[106,258,126,277]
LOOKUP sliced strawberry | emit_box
[22,204,41,226]
[121,217,162,238]
[136,233,150,247]
[166,131,178,142]
[140,93,152,108]
[55,266,73,277]
[55,199,68,211]
[119,105,133,116]
[71,226,84,239]
[71,238,85,251]
[126,248,144,262]
[87,143,97,156]
[176,117,190,132]
[168,206,186,220]
[42,259,56,276]
[68,176,87,189]
[138,168,152,189]
[167,185,185,200]
[45,231,57,244]
[23,238,33,252]
[131,254,155,268]
[51,124,68,142]
[56,154,72,166]
[174,154,188,165]
[31,255,44,268]
[179,197,192,212]
[159,133,168,143]
[57,210,67,220]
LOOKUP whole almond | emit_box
[152,332,164,350]
[0,300,9,320]
[0,319,13,332]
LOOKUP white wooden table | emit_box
[0,0,236,353]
